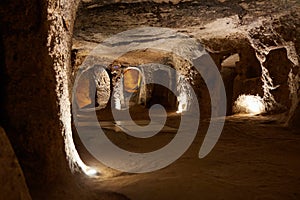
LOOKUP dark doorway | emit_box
[148,70,176,110]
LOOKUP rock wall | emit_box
[74,48,208,114]
[0,127,32,200]
[289,104,300,131]
[0,0,89,199]
[264,48,294,111]
[72,0,300,127]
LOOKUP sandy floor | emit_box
[73,107,300,200]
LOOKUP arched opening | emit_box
[75,66,111,110]
[147,68,177,110]
[221,53,239,115]
[73,49,196,117]
[216,46,266,115]
[123,67,142,94]
[112,66,143,110]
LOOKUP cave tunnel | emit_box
[0,0,300,200]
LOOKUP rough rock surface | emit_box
[0,0,129,199]
[289,103,300,131]
[264,48,294,110]
[72,0,300,124]
[0,0,299,199]
[0,0,87,198]
[0,127,32,200]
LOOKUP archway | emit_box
[117,66,143,109]
[75,66,111,110]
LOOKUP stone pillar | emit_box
[0,0,82,198]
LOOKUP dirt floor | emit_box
[73,106,300,200]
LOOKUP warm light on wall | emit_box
[84,167,100,177]
[176,76,191,114]
[123,68,142,93]
[233,94,266,115]
[176,92,188,114]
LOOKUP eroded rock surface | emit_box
[0,127,32,200]
[72,0,300,125]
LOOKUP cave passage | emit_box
[69,1,300,199]
[1,0,299,199]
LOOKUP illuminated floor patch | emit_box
[77,119,177,133]
[115,120,177,133]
